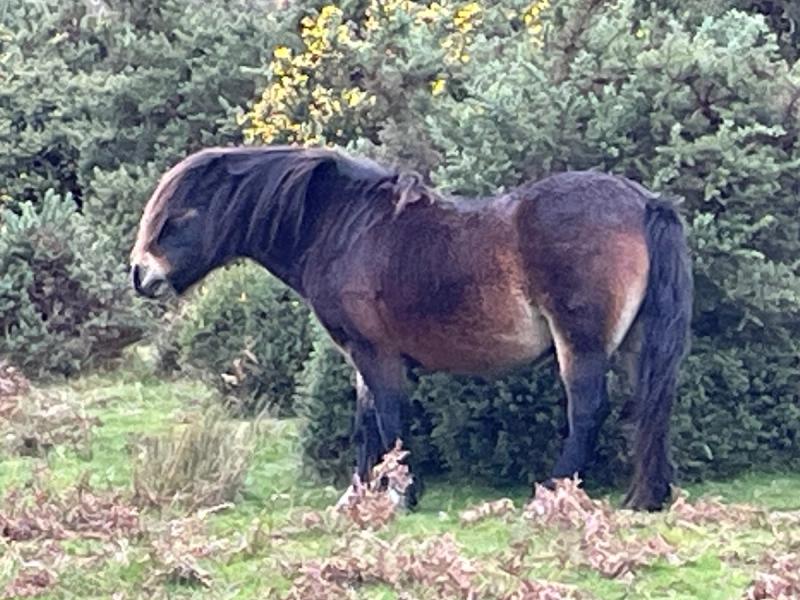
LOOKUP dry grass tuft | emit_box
[131,407,256,511]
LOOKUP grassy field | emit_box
[1,367,799,599]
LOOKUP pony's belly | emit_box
[401,301,553,374]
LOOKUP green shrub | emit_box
[172,261,312,417]
[0,0,277,259]
[0,191,152,377]
[294,322,357,484]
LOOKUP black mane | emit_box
[142,145,438,285]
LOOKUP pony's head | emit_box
[129,150,223,297]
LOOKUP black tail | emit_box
[625,199,693,510]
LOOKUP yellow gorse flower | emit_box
[273,46,292,60]
[243,1,551,142]
[453,2,480,33]
[522,0,549,38]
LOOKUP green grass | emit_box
[2,371,799,599]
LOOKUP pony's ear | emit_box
[392,172,429,216]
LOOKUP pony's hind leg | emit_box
[549,341,611,483]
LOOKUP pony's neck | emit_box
[241,167,392,294]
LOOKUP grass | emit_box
[1,370,799,599]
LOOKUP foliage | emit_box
[0,192,152,377]
[294,320,358,483]
[0,0,280,382]
[242,0,550,172]
[173,261,312,417]
[263,1,800,485]
[0,0,278,259]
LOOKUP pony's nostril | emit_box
[130,264,142,293]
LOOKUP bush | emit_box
[172,261,312,417]
[278,1,800,486]
[0,192,152,378]
[294,321,357,484]
[0,0,278,259]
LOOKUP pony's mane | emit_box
[136,146,440,262]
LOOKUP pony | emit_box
[130,146,692,511]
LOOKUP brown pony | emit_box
[130,146,692,511]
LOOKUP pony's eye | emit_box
[158,209,198,242]
[159,219,179,240]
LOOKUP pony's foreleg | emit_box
[549,350,611,481]
[346,362,420,508]
[353,372,384,483]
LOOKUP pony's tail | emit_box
[625,199,693,510]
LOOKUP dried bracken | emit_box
[744,553,800,599]
[0,363,97,458]
[460,498,516,525]
[1,566,57,599]
[523,478,677,579]
[334,440,414,529]
[503,579,585,600]
[523,478,608,527]
[669,489,763,527]
[0,484,141,543]
[0,482,140,599]
[145,515,224,589]
[281,532,480,599]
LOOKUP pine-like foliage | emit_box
[0,192,151,376]
[172,261,312,417]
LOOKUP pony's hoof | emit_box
[623,483,672,512]
[334,473,423,512]
[539,477,559,492]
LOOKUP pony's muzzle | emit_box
[130,263,167,298]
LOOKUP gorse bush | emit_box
[0,0,279,378]
[0,192,152,377]
[294,321,357,484]
[272,0,800,485]
[173,261,312,417]
[0,0,277,259]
